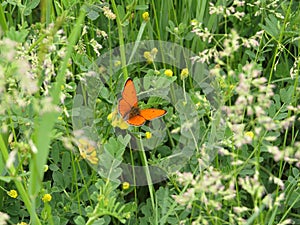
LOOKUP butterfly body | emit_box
[118,78,166,126]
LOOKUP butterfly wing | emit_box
[127,115,147,126]
[140,108,167,121]
[118,78,166,126]
[118,78,138,119]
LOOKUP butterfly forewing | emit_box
[121,78,138,107]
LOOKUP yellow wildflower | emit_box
[124,212,131,219]
[143,48,158,64]
[7,190,18,198]
[114,60,121,67]
[164,69,173,77]
[145,131,152,139]
[78,139,99,165]
[143,51,153,64]
[122,182,130,190]
[42,193,52,202]
[245,131,254,139]
[190,19,198,26]
[112,117,129,130]
[151,47,158,55]
[180,68,189,80]
[109,108,129,129]
[142,12,149,22]
[107,112,114,121]
[17,222,28,225]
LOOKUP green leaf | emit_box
[6,27,29,43]
[259,15,280,39]
[87,10,100,21]
[74,216,86,225]
[280,86,293,104]
[24,0,40,16]
[0,176,12,182]
[135,5,148,10]
[62,151,71,171]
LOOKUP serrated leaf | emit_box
[6,27,29,42]
[259,15,280,39]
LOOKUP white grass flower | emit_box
[102,6,116,20]
[90,38,103,56]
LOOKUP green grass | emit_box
[0,0,299,225]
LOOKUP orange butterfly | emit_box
[118,78,167,126]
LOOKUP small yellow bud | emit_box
[42,194,52,202]
[7,190,18,198]
[142,12,149,22]
[143,51,153,64]
[122,182,130,190]
[114,60,121,67]
[180,68,189,80]
[107,113,113,121]
[164,69,173,77]
[151,47,158,55]
[145,131,152,139]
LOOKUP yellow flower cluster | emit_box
[143,48,158,64]
[108,108,129,130]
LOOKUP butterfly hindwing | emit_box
[118,98,132,118]
[139,108,167,121]
[127,115,147,126]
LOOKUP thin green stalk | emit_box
[128,21,147,64]
[138,138,156,222]
[0,3,8,32]
[111,0,128,80]
[268,0,293,84]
